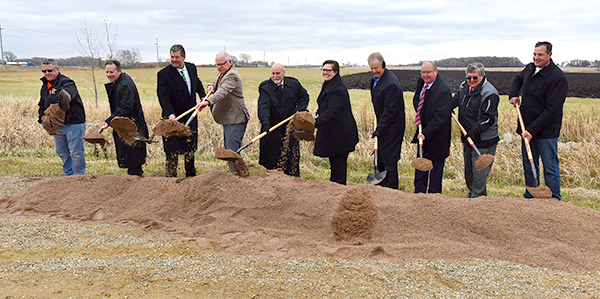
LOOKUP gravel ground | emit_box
[1,177,600,298]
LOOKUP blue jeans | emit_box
[521,137,561,200]
[223,122,247,172]
[54,123,86,175]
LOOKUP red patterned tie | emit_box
[415,83,428,125]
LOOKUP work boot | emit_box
[58,89,71,111]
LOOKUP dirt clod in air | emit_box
[475,154,495,171]
[411,157,433,172]
[41,104,66,135]
[331,187,378,243]
[214,147,249,177]
[110,117,138,146]
[153,119,192,138]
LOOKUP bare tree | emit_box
[116,48,142,68]
[99,16,118,59]
[239,53,251,64]
[73,19,101,107]
[2,51,16,62]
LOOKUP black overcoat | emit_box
[411,76,452,161]
[370,69,405,165]
[257,77,309,170]
[104,73,148,169]
[157,62,206,155]
[314,73,359,158]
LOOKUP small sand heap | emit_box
[331,187,378,244]
[475,154,495,171]
[153,119,192,138]
[214,147,250,177]
[110,117,138,146]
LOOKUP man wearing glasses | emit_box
[451,62,500,198]
[197,52,250,173]
[38,59,87,175]
[411,61,452,194]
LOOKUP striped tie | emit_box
[415,83,428,125]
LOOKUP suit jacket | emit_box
[314,73,359,158]
[157,62,205,154]
[257,76,309,171]
[105,73,148,168]
[207,65,250,125]
[370,69,405,164]
[411,76,452,161]
[509,59,568,138]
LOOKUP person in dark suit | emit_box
[313,60,359,185]
[102,59,148,177]
[411,61,452,193]
[509,41,568,200]
[258,63,310,176]
[157,44,206,177]
[368,52,405,189]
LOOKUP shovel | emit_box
[366,135,387,184]
[451,112,494,171]
[215,114,295,177]
[184,90,213,127]
[516,104,552,199]
[411,124,433,171]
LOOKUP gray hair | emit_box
[170,44,186,56]
[367,52,385,65]
[466,62,485,76]
[42,58,58,68]
[217,52,232,62]
[422,60,437,70]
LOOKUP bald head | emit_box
[271,63,285,84]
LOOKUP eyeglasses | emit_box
[41,68,56,73]
[216,61,229,66]
[466,76,479,81]
[322,69,334,73]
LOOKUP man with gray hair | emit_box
[257,62,309,176]
[451,62,500,197]
[38,58,87,175]
[197,52,250,173]
[367,52,405,189]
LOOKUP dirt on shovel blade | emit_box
[214,147,249,177]
[83,132,109,145]
[110,117,138,146]
[527,185,553,199]
[475,154,495,171]
[291,111,315,133]
[153,119,192,138]
[292,130,315,141]
[411,157,433,171]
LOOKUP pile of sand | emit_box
[1,170,600,273]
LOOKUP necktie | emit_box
[415,83,428,125]
[469,87,473,93]
[180,70,187,84]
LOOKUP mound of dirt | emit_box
[1,171,600,273]
[342,70,600,98]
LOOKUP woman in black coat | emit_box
[103,60,149,176]
[313,60,359,185]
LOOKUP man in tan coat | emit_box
[198,52,250,171]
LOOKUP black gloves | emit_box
[261,124,270,134]
[371,131,379,138]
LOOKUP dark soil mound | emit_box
[343,70,600,98]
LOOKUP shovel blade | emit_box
[367,170,387,185]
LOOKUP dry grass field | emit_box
[1,66,599,207]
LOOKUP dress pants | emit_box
[329,153,349,185]
[414,159,445,194]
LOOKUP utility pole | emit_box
[155,37,160,63]
[0,22,5,65]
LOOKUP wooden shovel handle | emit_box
[175,90,213,121]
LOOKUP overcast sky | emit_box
[1,0,599,66]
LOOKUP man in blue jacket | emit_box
[509,41,568,200]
